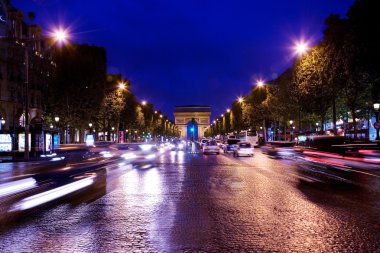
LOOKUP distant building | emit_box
[0,0,55,156]
[174,105,211,140]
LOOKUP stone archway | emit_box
[174,106,211,140]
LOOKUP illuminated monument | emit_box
[174,106,211,140]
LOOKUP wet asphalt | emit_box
[1,149,380,252]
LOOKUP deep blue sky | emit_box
[13,0,353,120]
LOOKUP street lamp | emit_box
[118,82,126,90]
[23,27,69,160]
[226,108,230,113]
[238,97,244,103]
[374,103,380,140]
[256,80,265,87]
[316,122,319,134]
[294,41,309,55]
[289,120,294,141]
[0,117,5,132]
[142,100,147,106]
[49,124,54,153]
[52,28,69,45]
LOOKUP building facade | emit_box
[174,106,211,140]
[0,0,55,157]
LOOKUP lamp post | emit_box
[289,120,294,141]
[316,122,319,134]
[49,124,53,153]
[54,117,60,146]
[374,103,380,140]
[23,28,69,160]
[0,117,5,131]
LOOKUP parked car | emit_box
[203,140,220,154]
[223,139,240,153]
[200,138,209,148]
[233,142,254,157]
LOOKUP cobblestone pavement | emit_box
[1,150,380,252]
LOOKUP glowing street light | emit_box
[52,28,69,44]
[238,97,244,103]
[256,80,265,87]
[25,26,70,160]
[118,82,126,90]
[221,114,224,117]
[294,41,309,55]
[142,100,147,106]
[374,103,380,140]
[226,108,230,113]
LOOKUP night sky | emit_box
[13,0,353,120]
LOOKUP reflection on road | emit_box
[0,144,380,252]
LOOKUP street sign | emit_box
[374,122,380,130]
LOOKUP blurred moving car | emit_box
[233,142,254,157]
[170,140,185,151]
[294,136,380,185]
[203,140,220,155]
[262,141,296,158]
[223,139,240,153]
[117,143,158,169]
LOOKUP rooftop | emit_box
[174,105,211,113]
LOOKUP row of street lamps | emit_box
[208,40,380,141]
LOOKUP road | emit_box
[1,149,380,252]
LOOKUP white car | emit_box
[200,138,209,148]
[233,142,254,157]
[203,140,220,154]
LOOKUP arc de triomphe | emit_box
[174,106,211,140]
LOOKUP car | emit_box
[200,138,209,148]
[203,140,220,154]
[119,143,159,169]
[294,136,380,185]
[233,142,254,157]
[261,141,296,158]
[223,139,240,153]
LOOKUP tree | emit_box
[49,44,107,142]
[97,74,128,141]
[295,44,334,134]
